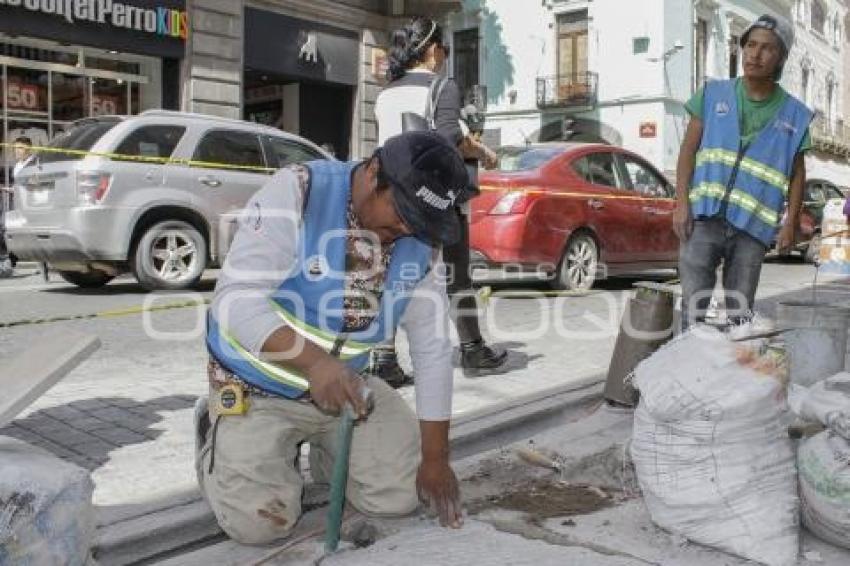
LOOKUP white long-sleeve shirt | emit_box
[210,167,454,421]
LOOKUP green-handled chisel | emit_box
[324,335,373,553]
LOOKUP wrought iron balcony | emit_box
[536,72,598,110]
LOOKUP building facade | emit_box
[450,0,849,184]
[446,0,694,178]
[0,0,461,175]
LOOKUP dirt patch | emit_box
[467,479,614,523]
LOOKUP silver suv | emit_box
[5,110,330,290]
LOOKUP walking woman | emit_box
[373,16,509,386]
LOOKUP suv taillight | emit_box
[77,172,112,205]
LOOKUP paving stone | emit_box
[68,399,112,411]
[66,416,114,432]
[116,415,156,433]
[90,427,148,446]
[150,397,197,411]
[59,429,103,447]
[21,415,73,434]
[43,405,87,421]
[71,439,116,461]
[106,398,146,409]
[90,407,135,422]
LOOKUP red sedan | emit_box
[470,143,679,290]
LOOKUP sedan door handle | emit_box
[642,206,658,215]
[199,175,222,188]
[587,198,605,210]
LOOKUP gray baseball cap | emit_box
[740,14,794,78]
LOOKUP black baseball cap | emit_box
[377,131,469,246]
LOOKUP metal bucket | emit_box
[604,283,675,406]
[777,301,850,387]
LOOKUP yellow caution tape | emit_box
[4,142,674,201]
[477,184,674,202]
[0,298,210,329]
[0,142,277,174]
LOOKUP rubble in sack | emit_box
[630,325,799,566]
[0,436,94,566]
[798,431,850,551]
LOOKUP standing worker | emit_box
[674,14,812,328]
[195,131,466,544]
[1,136,33,278]
[373,16,509,386]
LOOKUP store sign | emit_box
[245,8,359,86]
[639,122,657,138]
[0,0,188,40]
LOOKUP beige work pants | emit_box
[195,376,421,545]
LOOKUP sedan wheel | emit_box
[133,220,207,291]
[551,233,599,291]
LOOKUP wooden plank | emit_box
[0,331,100,428]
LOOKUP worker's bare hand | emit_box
[416,459,463,529]
[776,223,796,255]
[307,358,368,418]
[672,203,693,241]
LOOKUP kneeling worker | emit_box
[196,131,466,544]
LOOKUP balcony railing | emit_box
[536,72,598,110]
[811,114,850,158]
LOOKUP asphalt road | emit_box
[0,258,830,387]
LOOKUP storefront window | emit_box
[1,39,163,176]
[85,56,142,76]
[6,67,49,117]
[52,72,87,123]
[91,78,128,116]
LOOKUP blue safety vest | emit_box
[689,79,812,245]
[206,160,433,398]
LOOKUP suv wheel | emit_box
[132,220,207,291]
[550,233,599,291]
[58,269,115,288]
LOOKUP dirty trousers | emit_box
[196,376,421,545]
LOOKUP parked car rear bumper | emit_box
[5,207,131,262]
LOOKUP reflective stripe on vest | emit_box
[689,183,780,227]
[206,314,310,398]
[220,326,310,391]
[695,148,788,196]
[267,298,372,360]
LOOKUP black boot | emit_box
[372,349,414,389]
[459,339,509,377]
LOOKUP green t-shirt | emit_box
[685,78,812,152]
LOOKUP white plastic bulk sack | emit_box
[798,431,850,549]
[630,326,799,566]
[0,436,94,566]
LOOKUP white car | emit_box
[6,110,331,290]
